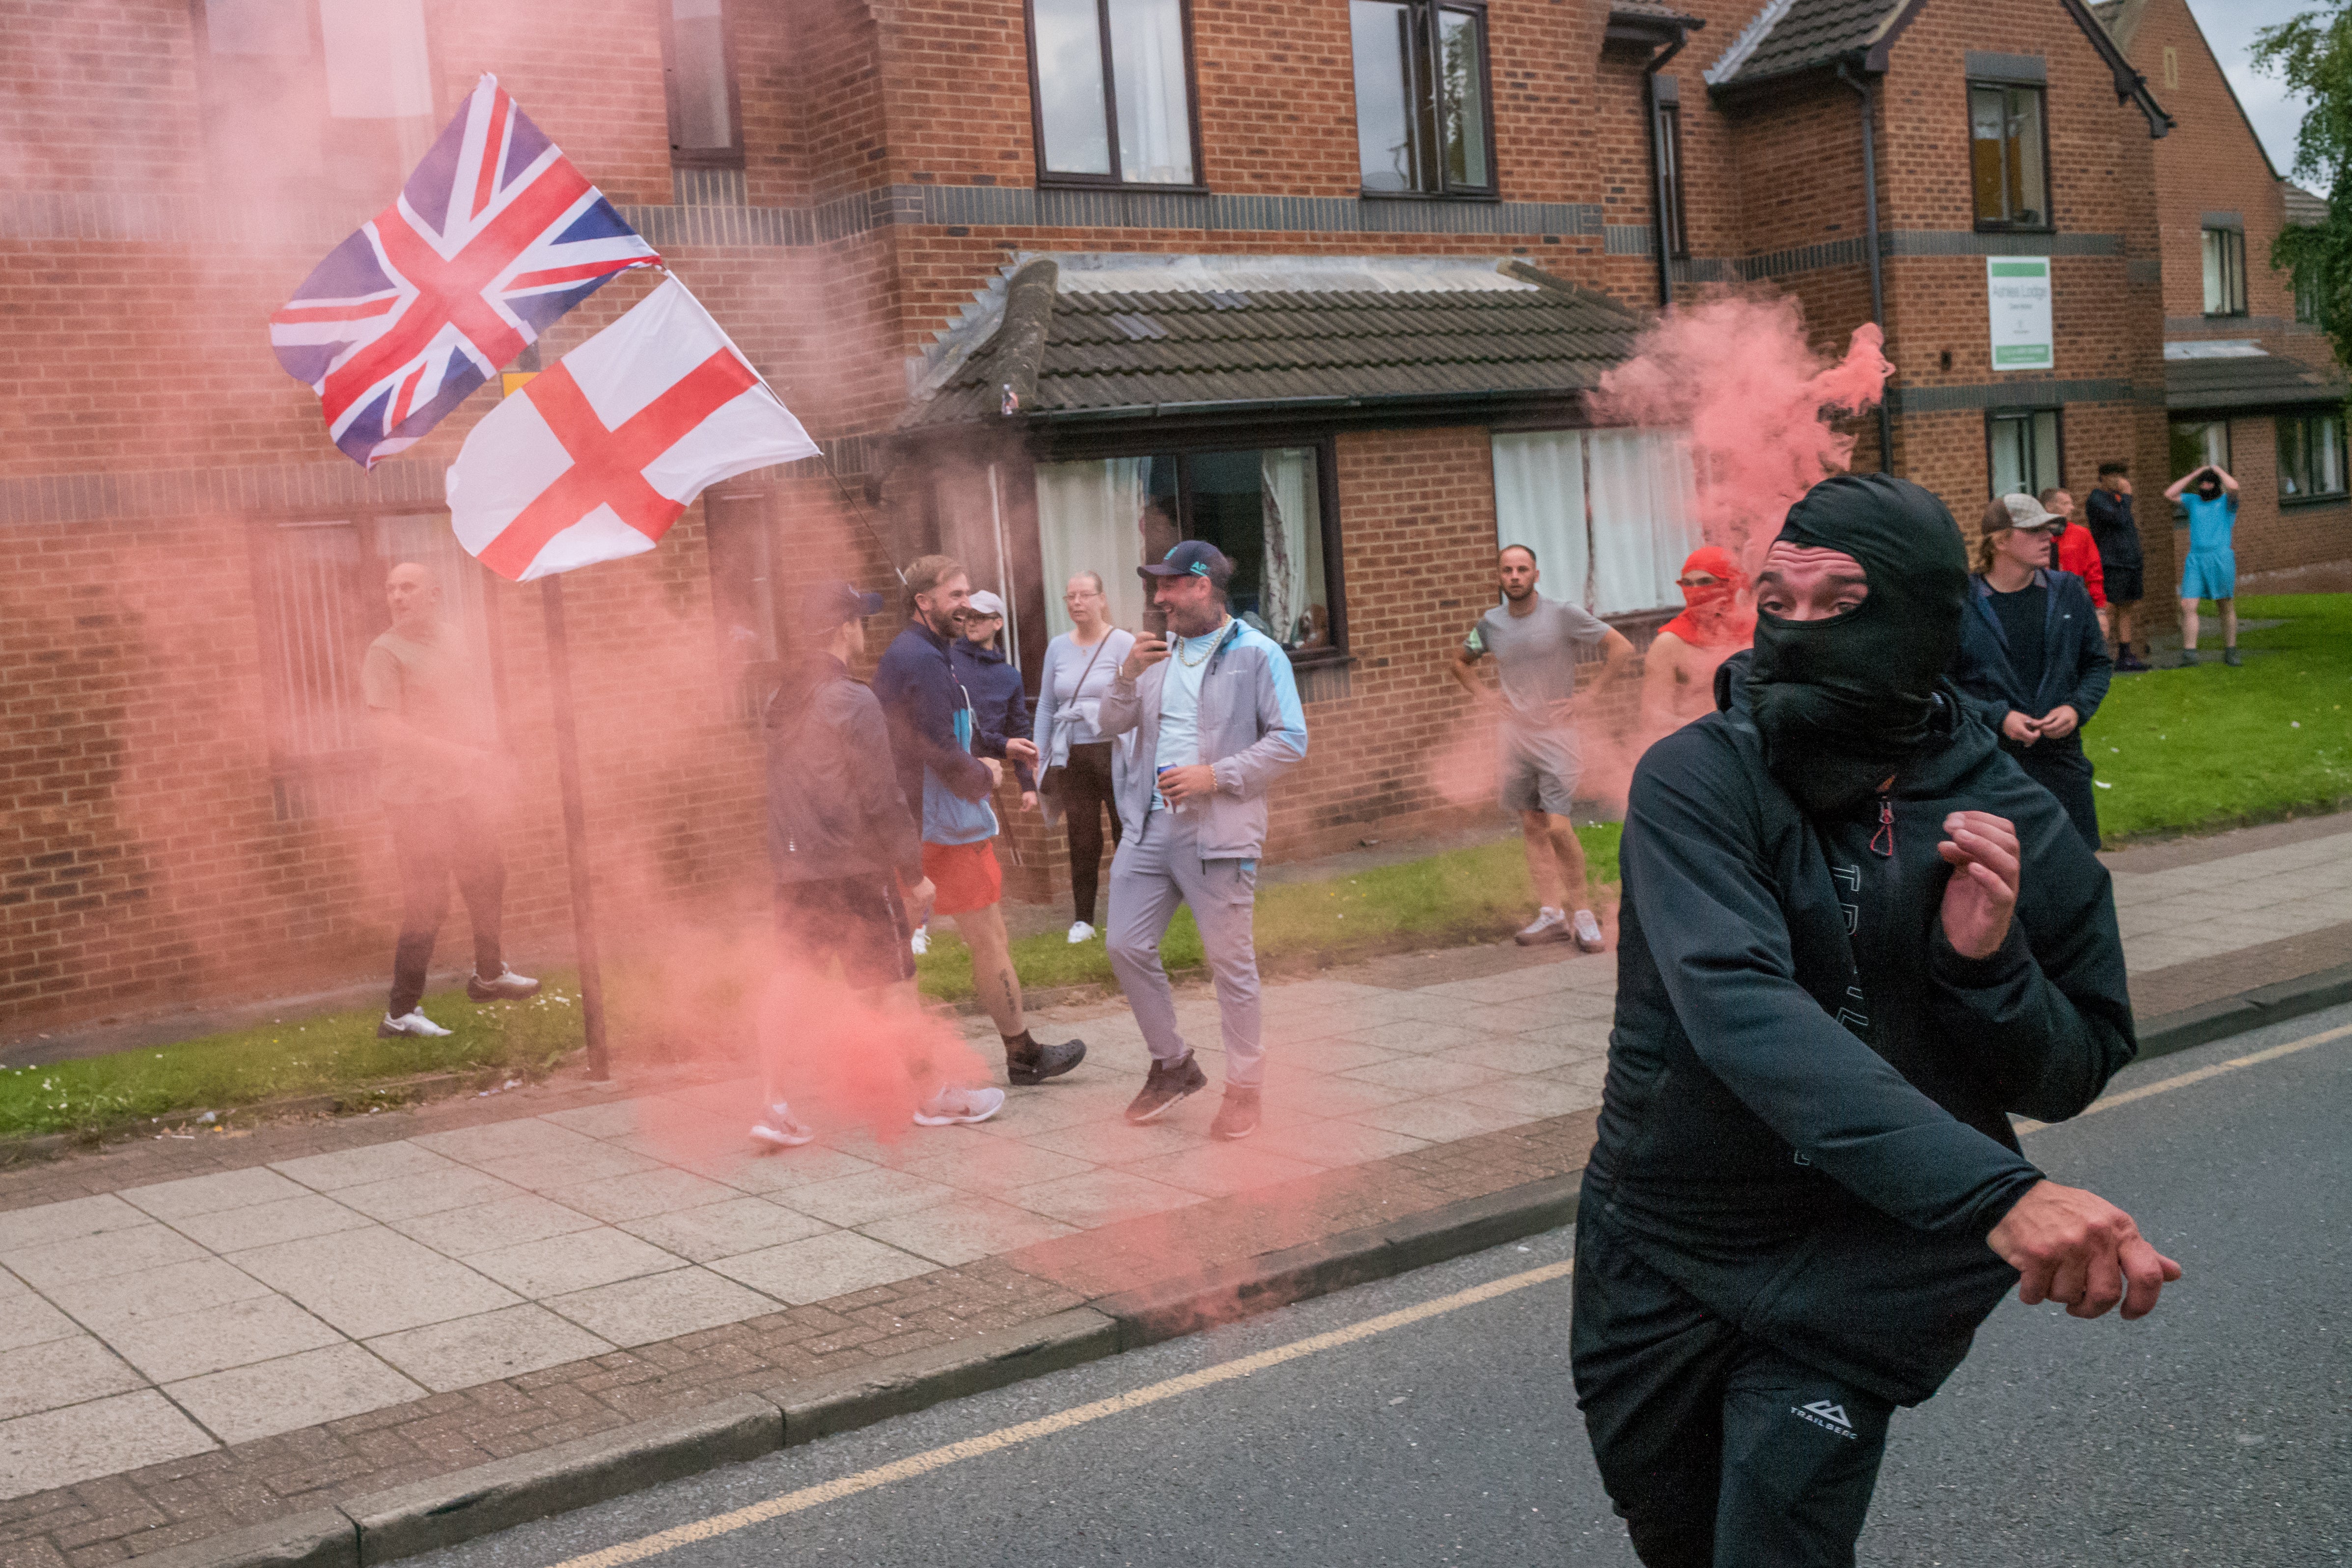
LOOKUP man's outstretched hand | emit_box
[1987,1180,2183,1320]
[1937,810,2020,959]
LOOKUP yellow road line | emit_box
[551,1259,1576,1568]
[2016,1020,2352,1135]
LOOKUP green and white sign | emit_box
[1987,257,2053,371]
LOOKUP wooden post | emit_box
[539,573,611,1081]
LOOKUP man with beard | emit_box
[2163,462,2242,665]
[1573,474,2177,1567]
[1641,544,1756,736]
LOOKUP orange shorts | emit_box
[921,839,1003,917]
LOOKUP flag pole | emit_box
[538,573,612,1082]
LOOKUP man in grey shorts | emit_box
[1449,543,1634,950]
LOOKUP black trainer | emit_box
[1124,1052,1207,1123]
[1007,1035,1086,1086]
[1209,1086,1261,1141]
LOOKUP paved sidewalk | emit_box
[0,811,2345,1566]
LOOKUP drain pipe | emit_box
[1838,61,1894,471]
[1645,30,1688,310]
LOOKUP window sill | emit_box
[670,150,747,171]
[1358,188,1501,205]
[1036,178,1211,196]
[1972,221,2055,235]
[2279,491,2352,508]
[2202,311,2251,321]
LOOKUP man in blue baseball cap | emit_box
[1099,541,1308,1140]
[754,579,1004,1145]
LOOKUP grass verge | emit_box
[2089,594,2352,841]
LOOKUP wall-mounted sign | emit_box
[1987,257,2053,372]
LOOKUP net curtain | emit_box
[1258,448,1318,645]
[1491,429,1698,616]
[1035,457,1153,639]
[1110,0,1194,185]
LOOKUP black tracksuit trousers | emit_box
[1572,1209,1896,1568]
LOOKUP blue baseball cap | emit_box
[1139,540,1231,581]
[802,580,885,626]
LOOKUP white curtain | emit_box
[1259,448,1319,645]
[1110,0,1194,184]
[1490,430,1591,608]
[319,0,433,119]
[1587,430,1702,615]
[1035,458,1151,639]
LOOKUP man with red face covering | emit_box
[1574,474,2175,1567]
[1641,545,1756,737]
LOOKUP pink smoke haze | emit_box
[1596,295,1891,573]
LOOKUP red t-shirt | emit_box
[2055,523,2105,607]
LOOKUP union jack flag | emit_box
[270,75,661,468]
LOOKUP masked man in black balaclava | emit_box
[1573,474,2179,1568]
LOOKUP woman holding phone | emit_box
[1033,573,1136,943]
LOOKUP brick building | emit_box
[0,0,2324,1037]
[2094,0,2352,582]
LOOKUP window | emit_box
[1350,0,1494,197]
[2169,419,2231,484]
[1032,448,1338,654]
[1027,0,1198,187]
[661,0,743,169]
[2162,46,2179,90]
[2202,226,2248,316]
[1969,82,2048,229]
[705,490,780,715]
[250,513,497,821]
[1987,409,2062,498]
[1490,430,1702,617]
[193,0,437,199]
[1656,102,1688,260]
[2295,267,2326,326]
[2278,411,2348,500]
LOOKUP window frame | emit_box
[1015,434,1351,672]
[1350,0,1501,203]
[1656,100,1689,260]
[2201,225,2249,318]
[2277,409,2350,504]
[1966,78,2054,234]
[1984,407,2064,499]
[1022,0,1208,194]
[189,0,444,198]
[658,0,747,172]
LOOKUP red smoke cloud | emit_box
[1596,294,1892,574]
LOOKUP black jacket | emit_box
[1589,654,2135,1403]
[951,638,1036,792]
[1950,570,2112,755]
[761,655,924,886]
[2083,487,2143,568]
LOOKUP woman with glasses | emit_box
[1032,573,1137,943]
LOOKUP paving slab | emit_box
[365,1305,616,1394]
[613,1197,834,1263]
[0,1390,217,1503]
[705,1231,935,1304]
[165,1343,424,1445]
[228,1228,521,1338]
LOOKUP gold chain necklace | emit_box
[1174,619,1227,667]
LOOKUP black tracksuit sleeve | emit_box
[2058,577,2113,722]
[847,694,926,886]
[1623,755,2044,1237]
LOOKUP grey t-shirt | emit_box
[1467,596,1610,732]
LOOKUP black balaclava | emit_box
[1746,472,1970,814]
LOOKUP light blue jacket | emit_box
[1095,618,1308,858]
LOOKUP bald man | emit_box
[366,563,538,1038]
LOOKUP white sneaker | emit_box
[1571,909,1606,953]
[1514,908,1571,946]
[910,927,931,957]
[378,1010,452,1039]
[749,1102,815,1148]
[913,1086,1006,1127]
[1067,921,1096,944]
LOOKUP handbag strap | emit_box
[1066,631,1114,707]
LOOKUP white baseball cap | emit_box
[966,589,1006,617]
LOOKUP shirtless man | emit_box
[1640,545,1756,738]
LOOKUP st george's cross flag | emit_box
[445,277,820,582]
[270,75,660,468]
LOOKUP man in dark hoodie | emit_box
[757,581,1001,1144]
[1574,474,2180,1568]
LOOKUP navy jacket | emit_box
[1950,570,2112,751]
[1592,654,2134,1404]
[870,621,994,828]
[761,655,923,886]
[951,638,1036,792]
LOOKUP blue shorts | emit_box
[2180,549,2236,603]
